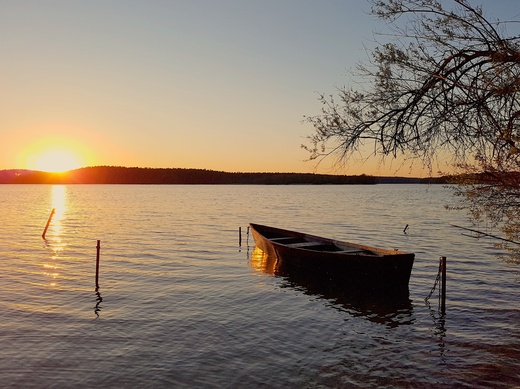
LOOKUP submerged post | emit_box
[441,256,447,314]
[239,227,242,247]
[42,208,56,239]
[96,240,101,288]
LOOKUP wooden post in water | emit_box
[239,227,242,247]
[96,240,101,288]
[42,208,56,239]
[441,256,447,314]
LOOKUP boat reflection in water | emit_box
[250,246,414,328]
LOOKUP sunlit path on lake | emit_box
[42,185,68,288]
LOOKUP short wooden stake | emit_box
[239,227,242,247]
[96,240,101,288]
[441,256,446,314]
[42,208,55,239]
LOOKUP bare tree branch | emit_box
[304,0,520,259]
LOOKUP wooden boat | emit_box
[249,223,414,292]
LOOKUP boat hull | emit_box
[250,246,413,325]
[249,223,414,293]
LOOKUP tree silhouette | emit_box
[305,0,520,257]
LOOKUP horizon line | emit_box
[1,165,444,179]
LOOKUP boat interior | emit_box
[267,234,376,255]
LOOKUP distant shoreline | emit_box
[0,166,449,185]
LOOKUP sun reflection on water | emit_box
[50,185,66,236]
[43,185,68,287]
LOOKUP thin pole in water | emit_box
[96,240,101,288]
[239,227,242,247]
[42,208,56,239]
[441,256,446,314]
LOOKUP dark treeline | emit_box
[0,166,448,185]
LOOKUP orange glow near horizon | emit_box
[19,134,94,173]
[32,148,82,172]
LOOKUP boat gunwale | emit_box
[249,223,413,258]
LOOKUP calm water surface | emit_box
[0,184,518,388]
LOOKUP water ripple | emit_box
[0,184,518,388]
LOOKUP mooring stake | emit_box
[441,256,446,314]
[96,240,101,288]
[42,208,56,239]
[239,227,242,247]
[425,256,447,315]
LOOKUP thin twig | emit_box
[449,224,520,245]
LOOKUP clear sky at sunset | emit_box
[1,0,517,176]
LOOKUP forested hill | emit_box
[0,166,446,184]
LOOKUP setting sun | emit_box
[33,148,82,173]
[18,133,94,173]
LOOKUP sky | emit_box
[1,0,517,176]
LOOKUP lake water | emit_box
[0,184,518,388]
